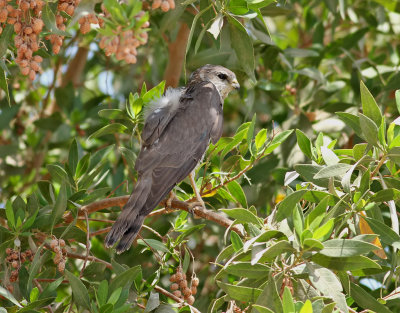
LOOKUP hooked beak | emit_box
[231,79,240,90]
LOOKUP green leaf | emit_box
[98,109,127,120]
[314,163,352,179]
[319,239,378,257]
[255,128,267,151]
[107,287,122,305]
[137,239,169,253]
[51,184,67,229]
[221,208,263,227]
[265,130,294,154]
[97,280,108,306]
[247,113,257,149]
[311,254,381,271]
[230,231,244,251]
[65,270,91,309]
[5,201,15,229]
[282,286,295,313]
[39,277,64,300]
[0,286,22,307]
[254,241,295,263]
[296,129,313,160]
[88,123,129,140]
[302,238,324,251]
[227,15,255,81]
[336,112,362,138]
[216,244,235,262]
[145,292,160,312]
[68,139,78,176]
[395,89,400,114]
[312,219,334,241]
[224,262,269,278]
[0,68,10,106]
[42,3,70,36]
[360,80,382,127]
[362,216,400,249]
[359,113,379,145]
[369,188,400,202]
[217,281,262,302]
[119,147,136,169]
[0,24,13,58]
[345,282,392,313]
[109,265,141,292]
[275,190,307,222]
[252,305,274,313]
[252,273,283,313]
[320,146,339,165]
[47,164,71,185]
[226,181,248,208]
[76,153,90,178]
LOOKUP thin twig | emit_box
[79,209,91,277]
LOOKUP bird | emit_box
[105,64,240,253]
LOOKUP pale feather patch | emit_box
[143,87,183,120]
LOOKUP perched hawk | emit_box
[105,64,240,253]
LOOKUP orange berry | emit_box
[50,239,58,249]
[20,1,29,11]
[183,287,191,298]
[31,61,40,71]
[187,295,195,305]
[14,21,21,33]
[179,280,188,289]
[59,2,68,11]
[169,274,177,282]
[6,4,12,11]
[0,8,7,22]
[29,69,36,80]
[31,41,39,51]
[7,17,16,24]
[125,54,137,64]
[160,0,170,12]
[33,55,42,63]
[59,239,65,247]
[66,4,74,15]
[32,19,43,33]
[171,283,179,291]
[80,21,90,34]
[168,0,175,9]
[24,26,32,34]
[53,44,61,54]
[152,0,161,9]
[58,261,65,272]
[191,286,197,295]
[192,277,199,287]
[6,248,12,255]
[173,290,181,298]
[12,253,18,260]
[56,14,63,25]
[175,272,183,281]
[11,260,18,268]
[30,0,36,9]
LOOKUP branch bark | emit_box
[62,46,89,87]
[63,196,244,236]
[163,22,190,88]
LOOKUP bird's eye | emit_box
[217,73,228,80]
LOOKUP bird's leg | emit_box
[188,171,205,215]
[165,191,176,213]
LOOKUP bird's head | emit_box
[189,64,240,100]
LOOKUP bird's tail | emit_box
[105,176,152,253]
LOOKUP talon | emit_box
[165,191,176,213]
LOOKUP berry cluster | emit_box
[46,0,80,54]
[98,10,149,64]
[1,0,45,80]
[50,237,67,273]
[5,248,34,282]
[152,0,175,12]
[169,267,198,305]
[78,12,103,34]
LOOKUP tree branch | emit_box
[63,196,244,236]
[163,22,190,88]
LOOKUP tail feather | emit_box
[104,176,151,249]
[115,214,146,253]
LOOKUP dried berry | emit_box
[169,274,177,282]
[192,277,199,287]
[186,295,195,305]
[179,280,188,289]
[183,287,191,298]
[173,290,181,298]
[11,261,19,268]
[171,283,179,291]
[191,286,197,295]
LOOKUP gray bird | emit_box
[105,64,240,253]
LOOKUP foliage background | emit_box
[1,0,400,312]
